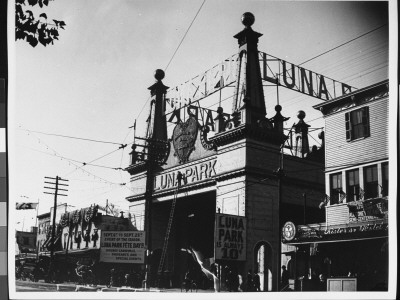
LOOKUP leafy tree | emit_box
[15,0,66,47]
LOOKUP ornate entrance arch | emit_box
[254,241,273,291]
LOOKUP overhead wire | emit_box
[164,0,206,71]
[297,23,388,66]
[18,127,123,146]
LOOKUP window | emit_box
[330,173,342,205]
[345,107,370,141]
[382,163,388,197]
[346,169,360,202]
[364,165,378,199]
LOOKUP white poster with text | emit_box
[215,213,246,261]
[100,231,145,263]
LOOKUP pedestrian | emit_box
[246,269,253,291]
[238,273,243,292]
[253,271,260,291]
[225,267,232,291]
[318,274,327,291]
[281,265,289,290]
[229,268,239,292]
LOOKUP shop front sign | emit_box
[282,221,296,241]
[288,222,388,244]
[214,213,246,261]
[100,231,145,264]
[348,198,388,223]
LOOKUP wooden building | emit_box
[282,80,389,291]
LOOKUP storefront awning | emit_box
[282,220,388,245]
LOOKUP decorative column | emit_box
[144,69,169,288]
[147,69,169,141]
[232,12,267,126]
[293,110,310,158]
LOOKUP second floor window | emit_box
[330,173,342,205]
[382,162,389,197]
[364,165,378,199]
[345,107,370,141]
[346,169,360,202]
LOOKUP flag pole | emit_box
[35,198,40,228]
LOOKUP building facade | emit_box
[36,212,50,254]
[282,80,389,291]
[126,13,327,291]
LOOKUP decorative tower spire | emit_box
[232,12,266,125]
[293,110,310,158]
[147,69,169,141]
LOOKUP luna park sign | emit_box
[154,158,217,191]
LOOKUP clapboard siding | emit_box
[326,204,349,226]
[325,97,388,170]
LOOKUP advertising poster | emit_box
[100,231,145,264]
[215,213,246,261]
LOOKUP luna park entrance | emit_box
[149,191,216,289]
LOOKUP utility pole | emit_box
[303,192,307,224]
[273,146,285,292]
[44,176,68,281]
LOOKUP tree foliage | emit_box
[15,0,66,47]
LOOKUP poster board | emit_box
[214,213,246,261]
[99,231,145,264]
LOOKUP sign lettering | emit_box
[100,231,146,264]
[154,159,217,191]
[215,213,246,261]
[348,199,388,222]
[260,52,354,101]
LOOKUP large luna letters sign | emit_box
[165,52,353,112]
[215,213,246,261]
[154,159,217,191]
[260,52,353,100]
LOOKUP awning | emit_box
[283,220,388,245]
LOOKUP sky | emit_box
[8,0,393,231]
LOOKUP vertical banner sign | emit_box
[215,213,246,261]
[100,231,146,264]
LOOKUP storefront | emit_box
[282,197,388,291]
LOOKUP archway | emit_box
[254,241,273,291]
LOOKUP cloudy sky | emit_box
[8,1,392,230]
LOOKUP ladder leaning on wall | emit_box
[157,171,186,280]
[157,186,178,276]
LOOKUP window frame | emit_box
[346,168,360,202]
[381,162,389,197]
[345,106,370,141]
[330,172,342,205]
[364,165,379,199]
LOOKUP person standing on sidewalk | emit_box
[246,269,253,291]
[253,271,260,291]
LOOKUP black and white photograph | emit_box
[6,0,397,299]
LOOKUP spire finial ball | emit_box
[275,104,282,112]
[241,12,255,27]
[154,69,165,81]
[297,110,306,120]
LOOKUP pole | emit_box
[44,176,68,281]
[49,176,59,280]
[274,145,285,291]
[144,160,154,289]
[303,193,306,224]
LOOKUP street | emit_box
[15,279,216,293]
